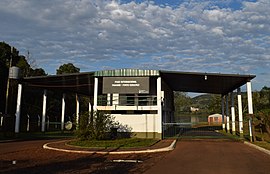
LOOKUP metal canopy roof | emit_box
[23,69,255,96]
[160,71,255,95]
[23,72,95,96]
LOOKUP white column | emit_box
[76,93,80,126]
[237,88,244,137]
[88,101,92,123]
[226,94,230,132]
[107,93,111,106]
[27,114,30,132]
[247,82,253,114]
[94,77,98,111]
[247,81,253,141]
[15,84,23,133]
[61,93,65,131]
[89,102,92,113]
[221,95,225,130]
[231,92,236,135]
[157,77,162,137]
[41,89,47,132]
[112,94,119,106]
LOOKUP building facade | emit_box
[93,69,174,139]
[10,68,256,140]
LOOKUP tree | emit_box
[174,92,192,113]
[208,94,222,114]
[0,41,47,119]
[56,63,80,75]
[29,68,47,76]
[255,87,270,136]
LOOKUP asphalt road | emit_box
[1,138,270,174]
[144,140,270,174]
[0,139,166,174]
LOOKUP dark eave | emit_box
[160,70,256,95]
[22,69,256,96]
[23,72,95,96]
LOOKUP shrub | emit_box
[75,111,132,140]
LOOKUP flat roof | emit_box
[23,69,255,96]
[23,72,95,95]
[160,71,255,95]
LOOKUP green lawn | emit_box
[253,141,270,151]
[67,138,158,149]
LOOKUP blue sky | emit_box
[0,0,269,92]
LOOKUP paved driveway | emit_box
[144,140,270,174]
[1,138,270,174]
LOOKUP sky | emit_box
[0,0,269,92]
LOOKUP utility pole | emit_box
[5,47,13,115]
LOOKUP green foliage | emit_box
[76,111,115,140]
[68,138,157,148]
[0,42,45,114]
[174,92,192,113]
[254,87,270,136]
[29,68,47,76]
[56,63,80,75]
[76,111,132,140]
[208,95,222,114]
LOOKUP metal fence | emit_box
[97,94,157,106]
[162,122,224,139]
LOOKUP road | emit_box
[0,139,166,174]
[1,138,270,174]
[144,140,270,174]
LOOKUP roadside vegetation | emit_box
[69,110,158,148]
[68,138,158,149]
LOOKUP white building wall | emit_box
[113,114,160,133]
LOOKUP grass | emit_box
[253,141,270,151]
[68,138,159,149]
[220,130,270,151]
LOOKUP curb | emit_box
[244,141,270,156]
[43,139,177,155]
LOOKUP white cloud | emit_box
[0,0,269,89]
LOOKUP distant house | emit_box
[190,107,199,112]
[208,114,225,125]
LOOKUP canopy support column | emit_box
[237,88,244,138]
[61,93,65,131]
[88,101,92,124]
[15,84,22,133]
[94,77,98,111]
[107,93,111,106]
[41,89,47,132]
[231,92,236,135]
[247,81,254,142]
[226,94,230,133]
[221,95,225,131]
[76,93,80,128]
[157,77,162,139]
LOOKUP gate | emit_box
[162,115,226,139]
